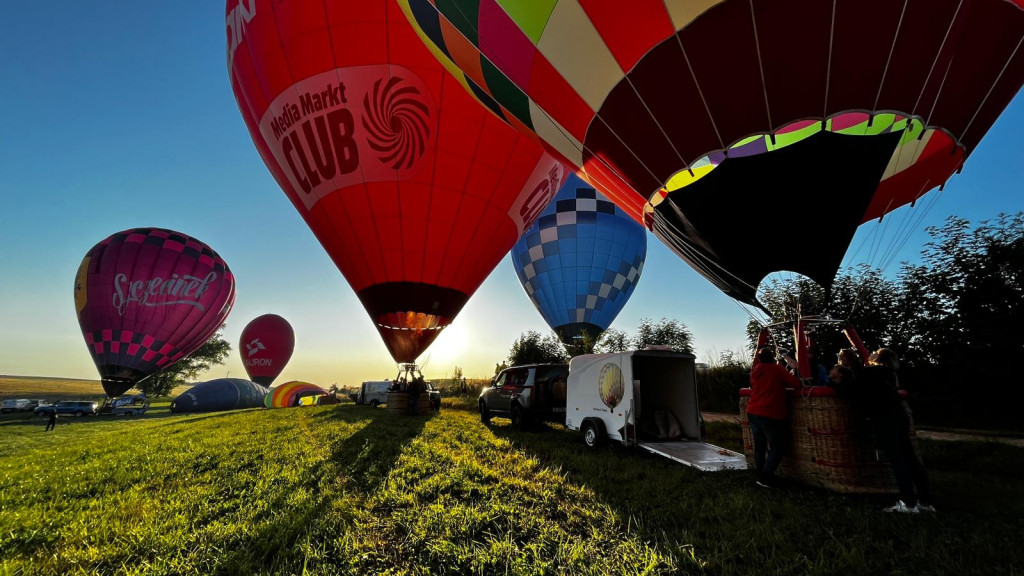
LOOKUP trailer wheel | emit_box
[369,399,379,407]
[479,401,491,425]
[582,420,605,449]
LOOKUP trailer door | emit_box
[638,441,748,472]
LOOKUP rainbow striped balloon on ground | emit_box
[265,381,327,408]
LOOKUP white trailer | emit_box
[357,380,392,406]
[565,349,747,472]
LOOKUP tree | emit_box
[452,365,467,392]
[632,318,694,353]
[136,325,232,396]
[594,328,631,353]
[507,331,570,365]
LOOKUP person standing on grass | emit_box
[747,346,802,488]
[858,348,935,513]
[45,409,57,432]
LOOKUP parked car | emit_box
[424,382,441,412]
[479,363,569,429]
[34,400,99,417]
[2,399,33,413]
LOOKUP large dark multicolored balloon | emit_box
[171,378,268,413]
[239,314,294,387]
[74,228,236,396]
[227,0,565,362]
[511,173,646,347]
[400,0,1024,306]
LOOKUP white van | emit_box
[565,349,747,472]
[357,380,392,406]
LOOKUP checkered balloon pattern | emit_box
[511,174,646,337]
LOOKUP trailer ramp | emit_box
[638,440,748,472]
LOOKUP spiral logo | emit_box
[362,77,431,170]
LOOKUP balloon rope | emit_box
[872,0,910,115]
[823,0,837,122]
[912,0,964,116]
[961,35,1024,144]
[747,0,773,132]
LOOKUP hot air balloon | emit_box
[265,381,327,408]
[227,0,565,364]
[399,0,1024,307]
[74,227,236,396]
[171,378,268,413]
[239,314,294,386]
[510,173,646,349]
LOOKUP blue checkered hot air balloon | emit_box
[511,174,646,348]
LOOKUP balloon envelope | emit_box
[264,381,327,408]
[172,378,268,413]
[74,228,235,396]
[511,173,646,346]
[239,314,294,386]
[401,0,1024,306]
[228,0,565,362]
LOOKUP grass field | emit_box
[1,380,1022,575]
[0,376,190,402]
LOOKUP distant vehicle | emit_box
[357,380,392,407]
[2,399,33,413]
[565,349,746,472]
[424,382,441,412]
[106,394,149,416]
[34,400,99,417]
[479,363,569,429]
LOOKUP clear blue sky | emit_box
[1,3,1021,387]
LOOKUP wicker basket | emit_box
[739,387,915,494]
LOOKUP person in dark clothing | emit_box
[835,348,934,513]
[45,410,57,432]
[747,346,802,488]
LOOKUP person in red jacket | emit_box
[748,346,802,488]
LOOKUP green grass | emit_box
[1,391,1022,575]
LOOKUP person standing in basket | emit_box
[747,346,802,488]
[846,348,935,513]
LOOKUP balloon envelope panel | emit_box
[240,314,295,386]
[75,228,235,396]
[511,174,646,345]
[265,381,327,408]
[400,0,1024,305]
[172,378,268,413]
[228,0,565,362]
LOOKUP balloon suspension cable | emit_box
[872,0,909,114]
[961,34,1023,143]
[913,0,964,119]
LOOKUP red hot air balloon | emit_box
[74,228,236,396]
[227,0,565,363]
[239,314,295,386]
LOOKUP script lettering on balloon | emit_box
[259,66,436,210]
[112,272,217,316]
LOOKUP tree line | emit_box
[501,214,1024,431]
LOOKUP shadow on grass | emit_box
[210,404,433,573]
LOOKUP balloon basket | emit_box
[386,391,430,416]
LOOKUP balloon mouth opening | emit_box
[654,112,924,202]
[376,311,452,332]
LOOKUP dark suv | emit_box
[479,363,568,429]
